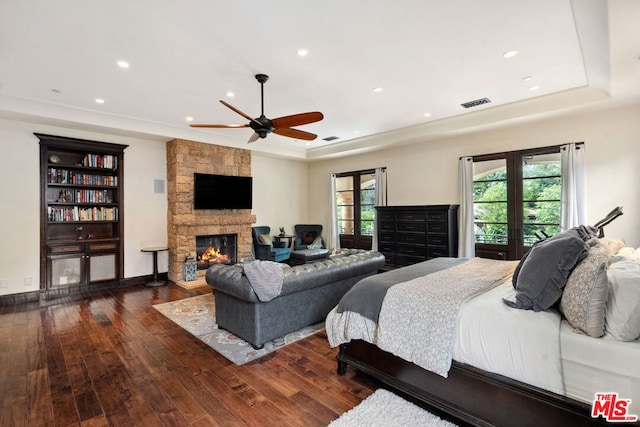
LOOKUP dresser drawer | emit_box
[396,245,427,257]
[379,232,395,243]
[378,210,395,221]
[428,235,448,247]
[378,243,395,253]
[397,221,426,232]
[378,220,395,232]
[427,222,448,233]
[428,247,451,258]
[396,233,426,245]
[396,212,426,221]
[428,212,448,222]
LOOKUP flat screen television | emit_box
[193,173,252,210]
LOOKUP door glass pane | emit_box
[521,153,561,245]
[473,159,507,245]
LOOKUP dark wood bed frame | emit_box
[337,340,613,427]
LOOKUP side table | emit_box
[272,234,295,248]
[141,246,169,287]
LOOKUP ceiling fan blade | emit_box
[219,100,262,127]
[271,112,324,129]
[189,124,249,128]
[273,127,317,141]
[247,132,260,143]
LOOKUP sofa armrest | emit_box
[205,264,260,303]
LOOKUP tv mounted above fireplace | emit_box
[193,173,252,210]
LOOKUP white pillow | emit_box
[308,236,324,249]
[605,258,640,341]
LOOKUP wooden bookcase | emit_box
[38,134,127,297]
[376,205,459,270]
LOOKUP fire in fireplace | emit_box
[195,234,237,270]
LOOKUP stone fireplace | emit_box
[166,139,256,285]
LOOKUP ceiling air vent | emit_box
[322,136,340,141]
[461,97,491,109]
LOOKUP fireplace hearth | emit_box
[195,234,237,270]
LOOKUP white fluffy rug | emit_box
[329,389,458,427]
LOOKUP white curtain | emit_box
[330,174,340,249]
[458,157,475,257]
[372,167,387,251]
[560,143,587,230]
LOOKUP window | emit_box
[473,146,562,260]
[335,170,377,249]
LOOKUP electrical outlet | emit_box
[0,279,8,288]
[24,277,32,287]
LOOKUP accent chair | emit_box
[252,226,291,262]
[293,224,325,250]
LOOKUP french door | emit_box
[473,146,562,260]
[335,170,376,249]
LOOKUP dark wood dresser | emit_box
[376,205,459,269]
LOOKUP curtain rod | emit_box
[459,142,584,160]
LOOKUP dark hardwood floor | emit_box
[0,283,377,426]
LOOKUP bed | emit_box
[326,238,640,426]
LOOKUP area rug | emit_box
[329,389,458,427]
[153,294,324,365]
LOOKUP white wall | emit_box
[251,153,309,236]
[308,103,640,248]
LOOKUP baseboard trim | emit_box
[0,273,168,307]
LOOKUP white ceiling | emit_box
[0,0,638,160]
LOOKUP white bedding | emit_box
[452,281,564,395]
[560,320,640,414]
[327,278,565,394]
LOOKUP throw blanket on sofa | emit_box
[242,260,288,302]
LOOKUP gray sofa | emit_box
[205,250,385,349]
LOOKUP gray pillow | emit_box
[512,225,598,288]
[605,258,640,341]
[503,233,589,311]
[560,239,609,337]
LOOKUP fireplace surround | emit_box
[196,234,237,269]
[166,139,256,284]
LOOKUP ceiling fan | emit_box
[190,74,324,143]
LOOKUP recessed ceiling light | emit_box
[529,86,540,91]
[353,130,360,134]
[297,48,309,57]
[373,87,383,93]
[503,50,518,58]
[186,116,194,122]
[95,98,105,104]
[423,112,432,117]
[116,60,129,69]
[226,91,235,97]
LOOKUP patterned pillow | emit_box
[301,231,318,245]
[560,239,609,337]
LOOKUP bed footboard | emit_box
[337,340,608,427]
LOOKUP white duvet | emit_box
[327,279,565,395]
[453,281,564,395]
